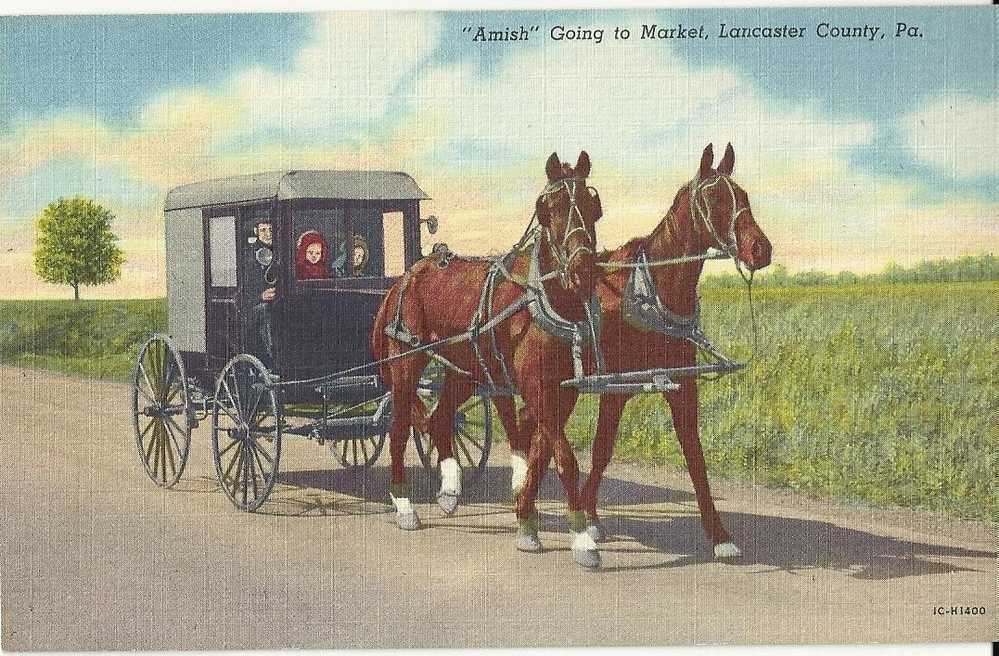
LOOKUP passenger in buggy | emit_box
[295,230,331,280]
[246,219,278,367]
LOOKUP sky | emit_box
[0,6,996,298]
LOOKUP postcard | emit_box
[0,5,994,651]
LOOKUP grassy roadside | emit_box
[0,298,165,381]
[1,282,995,520]
[566,281,997,521]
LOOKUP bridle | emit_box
[689,174,751,282]
[538,177,599,288]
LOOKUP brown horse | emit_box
[495,143,772,566]
[370,152,602,556]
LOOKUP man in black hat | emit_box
[245,219,278,366]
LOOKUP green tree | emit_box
[33,197,125,300]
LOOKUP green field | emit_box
[1,281,995,520]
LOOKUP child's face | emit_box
[352,246,365,267]
[305,242,323,264]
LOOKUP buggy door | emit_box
[203,209,240,372]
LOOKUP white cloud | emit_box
[3,12,998,296]
[902,94,999,179]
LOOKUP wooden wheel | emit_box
[413,362,493,479]
[211,354,282,512]
[131,334,192,488]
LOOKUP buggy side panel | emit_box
[165,207,206,353]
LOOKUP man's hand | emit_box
[261,287,277,302]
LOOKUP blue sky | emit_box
[1,7,995,296]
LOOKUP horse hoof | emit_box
[396,510,421,531]
[714,541,742,559]
[571,531,601,569]
[516,533,543,553]
[437,492,459,515]
[572,547,602,569]
[586,520,607,542]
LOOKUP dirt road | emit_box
[0,366,993,649]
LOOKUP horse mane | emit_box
[598,181,694,265]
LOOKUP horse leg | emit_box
[512,420,551,554]
[386,356,427,531]
[578,393,629,542]
[493,396,528,500]
[430,373,474,514]
[665,378,741,559]
[543,389,600,569]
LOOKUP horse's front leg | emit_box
[386,356,428,531]
[665,377,741,559]
[492,395,528,499]
[579,393,629,542]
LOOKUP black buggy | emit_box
[132,171,493,511]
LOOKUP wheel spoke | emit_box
[223,372,243,419]
[136,362,157,405]
[164,417,185,456]
[241,447,249,506]
[247,388,264,428]
[151,422,163,478]
[137,417,155,443]
[144,420,158,464]
[254,443,275,466]
[164,414,188,443]
[246,442,259,499]
[457,428,484,454]
[359,437,369,463]
[163,421,177,479]
[161,358,176,402]
[222,441,244,486]
[219,436,240,457]
[251,442,270,483]
[217,401,241,426]
[455,433,474,467]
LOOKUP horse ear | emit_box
[698,143,714,180]
[575,151,591,178]
[546,152,561,182]
[717,142,735,176]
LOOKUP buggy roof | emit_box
[164,170,429,211]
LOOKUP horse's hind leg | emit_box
[386,354,428,530]
[429,372,475,514]
[579,393,629,542]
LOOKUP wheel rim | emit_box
[211,355,281,512]
[132,335,192,488]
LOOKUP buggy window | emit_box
[349,205,385,278]
[382,211,406,277]
[294,206,346,279]
[207,214,236,287]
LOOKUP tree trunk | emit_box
[72,282,79,301]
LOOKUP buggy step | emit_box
[562,362,745,395]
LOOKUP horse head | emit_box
[536,151,602,296]
[690,143,772,271]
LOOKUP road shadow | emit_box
[593,511,994,580]
[276,464,695,508]
[260,465,993,581]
